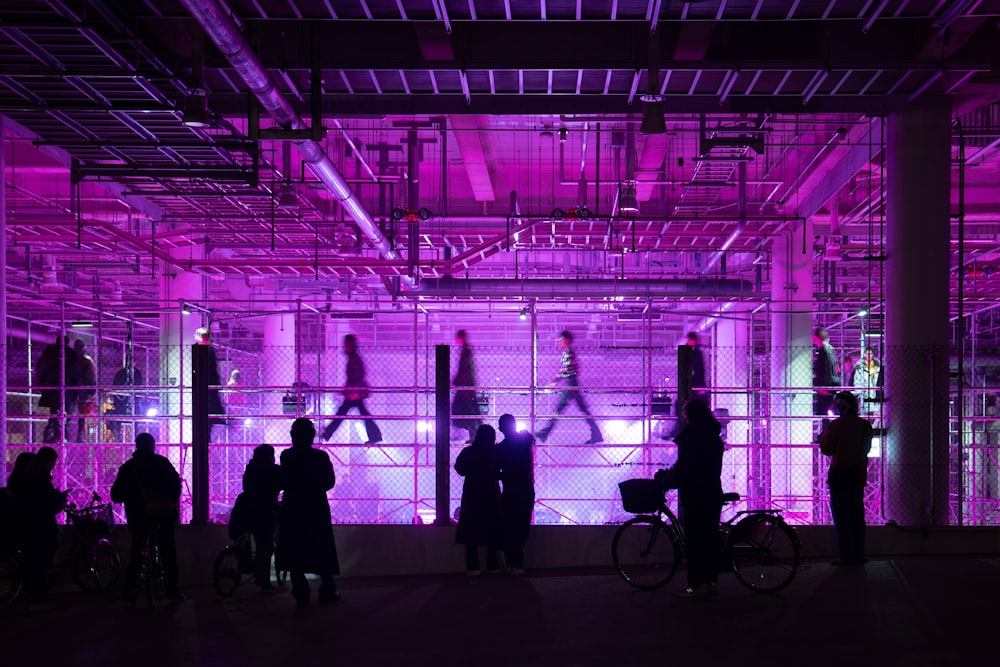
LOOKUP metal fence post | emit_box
[434,344,451,526]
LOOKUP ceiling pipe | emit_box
[180,0,414,288]
[417,278,755,299]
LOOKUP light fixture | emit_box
[519,308,528,321]
[70,321,93,328]
[617,180,639,214]
[181,303,192,315]
[857,307,869,318]
[276,183,299,209]
[639,99,667,135]
[558,127,568,143]
[181,89,210,128]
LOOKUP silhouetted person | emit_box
[685,331,709,405]
[321,334,382,444]
[106,364,143,443]
[455,424,502,574]
[657,399,724,597]
[195,327,225,426]
[111,433,183,604]
[535,331,603,444]
[242,444,283,589]
[452,330,482,443]
[279,418,340,606]
[813,328,840,417]
[7,447,66,611]
[36,336,79,443]
[496,414,535,574]
[821,391,873,566]
[74,340,97,442]
[852,347,881,415]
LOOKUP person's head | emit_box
[833,391,859,416]
[455,330,468,346]
[685,331,698,347]
[135,432,156,453]
[252,443,275,463]
[343,334,357,353]
[195,327,211,345]
[683,399,714,425]
[74,339,85,353]
[813,328,829,346]
[559,330,573,348]
[8,452,36,486]
[864,346,877,362]
[290,418,316,447]
[36,446,58,472]
[498,413,517,436]
[473,424,496,447]
[228,369,241,384]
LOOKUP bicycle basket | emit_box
[67,503,115,534]
[618,479,664,514]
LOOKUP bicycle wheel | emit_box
[729,514,800,593]
[92,539,123,599]
[143,538,156,609]
[213,546,242,598]
[612,516,681,590]
[71,543,100,592]
[0,550,23,612]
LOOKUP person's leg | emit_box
[290,571,310,605]
[317,571,339,602]
[357,401,382,443]
[465,543,480,572]
[537,390,571,441]
[829,488,850,562]
[157,522,182,599]
[682,503,719,589]
[322,400,354,440]
[847,486,867,563]
[22,544,50,605]
[122,531,143,602]
[252,522,274,587]
[570,390,603,442]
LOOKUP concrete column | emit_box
[716,315,750,497]
[885,97,951,525]
[263,311,297,447]
[158,246,204,522]
[769,222,814,519]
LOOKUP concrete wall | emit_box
[81,523,1000,589]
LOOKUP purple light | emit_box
[146,407,158,417]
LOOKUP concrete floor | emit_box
[4,556,997,667]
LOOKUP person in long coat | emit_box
[36,337,79,443]
[452,330,482,443]
[454,424,502,574]
[242,444,283,589]
[657,399,724,598]
[278,418,340,606]
[495,414,535,574]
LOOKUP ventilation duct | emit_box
[417,278,755,299]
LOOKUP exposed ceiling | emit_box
[3,0,1000,346]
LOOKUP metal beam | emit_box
[447,115,496,202]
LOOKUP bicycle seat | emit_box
[721,492,740,503]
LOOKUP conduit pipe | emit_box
[417,278,755,299]
[180,0,413,288]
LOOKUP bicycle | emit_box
[612,479,802,593]
[212,531,286,598]
[135,528,164,609]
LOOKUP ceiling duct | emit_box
[181,0,414,288]
[417,278,755,299]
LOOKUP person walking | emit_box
[820,391,874,566]
[321,335,382,444]
[656,399,724,597]
[110,433,184,604]
[278,418,341,606]
[454,424,502,575]
[534,331,603,444]
[241,444,283,589]
[685,332,709,405]
[74,340,97,442]
[452,330,482,443]
[813,328,840,417]
[36,336,79,443]
[496,414,535,575]
[8,447,67,612]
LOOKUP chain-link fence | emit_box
[4,311,998,527]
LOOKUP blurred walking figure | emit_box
[452,330,483,443]
[321,335,382,444]
[821,391,873,566]
[656,400,724,598]
[278,418,341,606]
[534,331,603,445]
[496,415,535,575]
[36,336,79,443]
[455,424,502,575]
[7,447,67,611]
[241,444,283,589]
[195,327,225,426]
[74,340,97,442]
[111,433,183,604]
